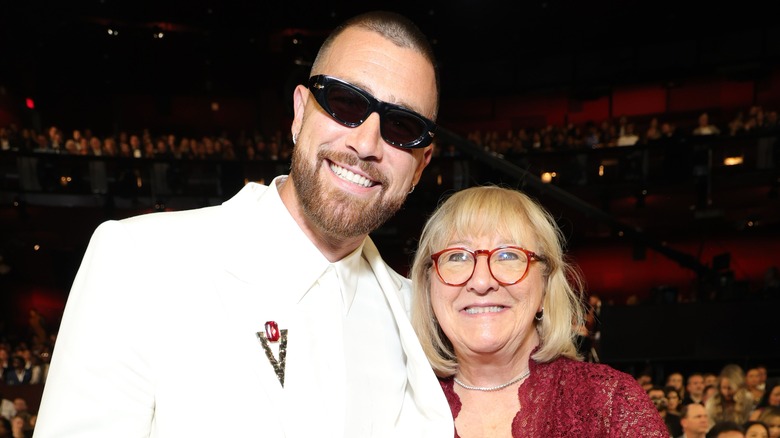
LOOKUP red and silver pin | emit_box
[257,320,287,387]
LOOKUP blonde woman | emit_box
[705,366,754,428]
[411,186,667,437]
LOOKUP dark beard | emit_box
[290,146,406,239]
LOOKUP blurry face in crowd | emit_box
[746,423,769,438]
[719,377,736,402]
[747,369,761,389]
[769,386,780,406]
[687,375,705,397]
[717,432,744,438]
[666,389,681,412]
[767,416,780,438]
[681,403,709,435]
[647,389,667,412]
[667,373,683,390]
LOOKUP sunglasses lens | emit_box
[311,75,433,148]
[382,110,427,146]
[326,84,370,125]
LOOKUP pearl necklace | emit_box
[454,369,531,391]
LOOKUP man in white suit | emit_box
[34,11,453,438]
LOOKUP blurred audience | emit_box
[706,365,755,428]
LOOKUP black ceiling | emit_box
[2,0,778,104]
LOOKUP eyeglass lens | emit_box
[436,248,529,285]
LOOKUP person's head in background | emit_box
[647,386,668,416]
[747,368,764,397]
[681,403,710,438]
[756,380,780,411]
[706,421,744,438]
[759,406,780,438]
[744,421,769,438]
[687,373,706,403]
[667,372,684,393]
[665,385,682,413]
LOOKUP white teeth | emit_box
[464,306,504,314]
[329,162,375,188]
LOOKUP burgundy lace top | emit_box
[440,355,669,437]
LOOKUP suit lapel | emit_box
[362,239,453,433]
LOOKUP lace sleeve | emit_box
[602,369,670,437]
[515,357,670,437]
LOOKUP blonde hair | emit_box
[410,185,585,377]
[706,371,754,426]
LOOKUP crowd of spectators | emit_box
[1,104,778,167]
[0,124,295,163]
[1,309,50,437]
[460,105,779,160]
[639,365,780,437]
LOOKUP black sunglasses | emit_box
[307,75,436,149]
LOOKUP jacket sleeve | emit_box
[34,221,156,438]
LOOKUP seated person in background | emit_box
[747,368,765,405]
[706,370,754,428]
[681,403,712,438]
[685,373,707,405]
[743,421,769,438]
[0,417,12,438]
[751,379,780,421]
[616,122,640,146]
[757,407,780,438]
[410,185,668,437]
[3,357,31,386]
[667,372,685,394]
[707,421,745,438]
[10,415,32,438]
[667,385,684,416]
[693,112,721,136]
[648,385,683,437]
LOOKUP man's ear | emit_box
[411,144,434,186]
[291,84,309,139]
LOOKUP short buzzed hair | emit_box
[310,11,440,117]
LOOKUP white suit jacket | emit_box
[34,181,453,437]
